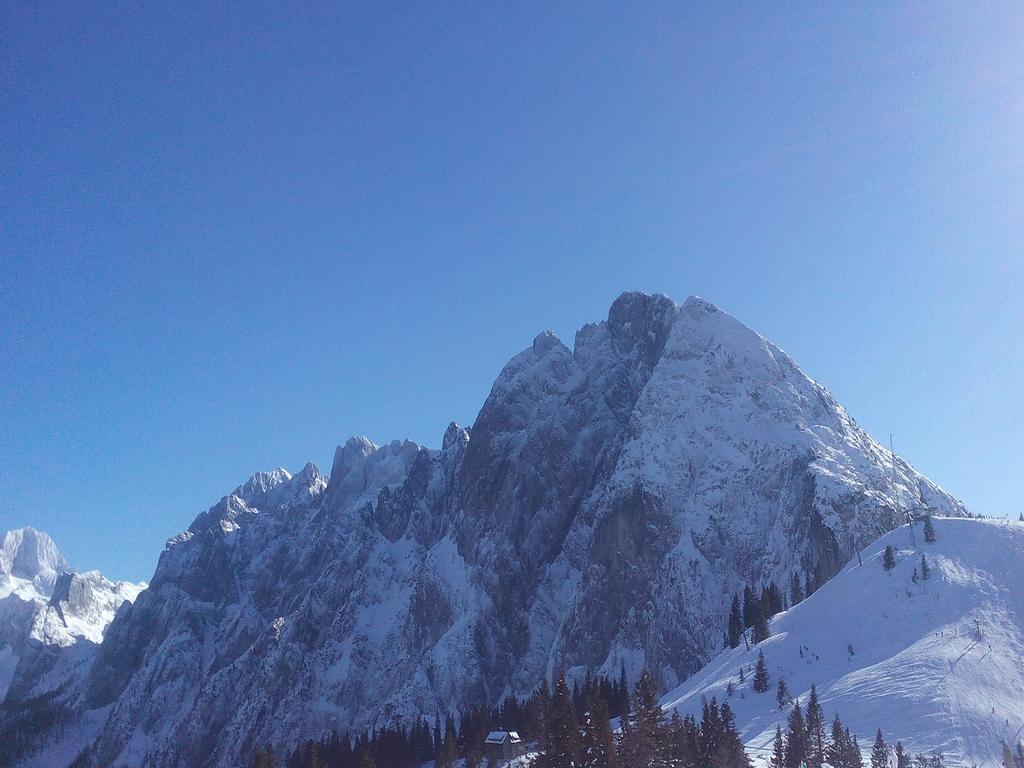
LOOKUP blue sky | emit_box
[2,3,1022,582]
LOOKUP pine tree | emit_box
[895,741,908,768]
[827,715,845,768]
[883,545,896,571]
[846,730,863,768]
[682,713,702,768]
[921,554,930,580]
[619,670,668,768]
[717,701,752,768]
[790,572,804,607]
[743,585,758,629]
[783,703,807,768]
[437,715,458,768]
[753,650,770,693]
[924,514,936,543]
[776,677,790,709]
[665,710,686,768]
[618,663,630,720]
[728,595,744,649]
[581,686,616,768]
[530,679,552,759]
[806,684,826,768]
[871,729,888,768]
[912,567,919,583]
[700,697,723,767]
[355,751,377,768]
[546,674,582,768]
[770,724,786,768]
[752,609,771,643]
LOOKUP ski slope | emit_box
[660,518,1024,767]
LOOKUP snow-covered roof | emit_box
[485,731,521,744]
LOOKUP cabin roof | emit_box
[485,730,521,744]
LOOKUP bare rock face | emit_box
[0,292,968,768]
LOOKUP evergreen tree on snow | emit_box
[921,554,930,580]
[776,676,790,709]
[619,670,668,768]
[752,609,771,643]
[700,697,724,767]
[529,679,552,759]
[894,741,908,768]
[770,725,786,768]
[846,730,864,768]
[883,545,896,571]
[753,650,771,693]
[716,701,752,768]
[743,586,758,629]
[805,684,826,768]
[783,702,808,768]
[545,674,581,768]
[581,686,616,768]
[827,715,846,768]
[618,663,631,719]
[924,514,937,543]
[789,573,804,606]
[871,729,888,768]
[728,595,744,649]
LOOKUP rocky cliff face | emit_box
[1,293,968,768]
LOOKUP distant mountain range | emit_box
[0,527,143,701]
[0,292,969,768]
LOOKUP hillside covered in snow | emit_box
[0,292,970,768]
[660,517,1024,767]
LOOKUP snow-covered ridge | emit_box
[0,528,145,701]
[660,517,1024,766]
[0,291,970,768]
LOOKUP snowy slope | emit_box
[0,292,970,768]
[660,517,1024,767]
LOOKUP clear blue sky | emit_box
[2,3,1022,583]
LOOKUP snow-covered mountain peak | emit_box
[0,291,974,768]
[0,527,68,591]
[0,528,145,703]
[232,467,293,504]
[326,435,379,494]
[531,329,564,355]
[325,437,424,515]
